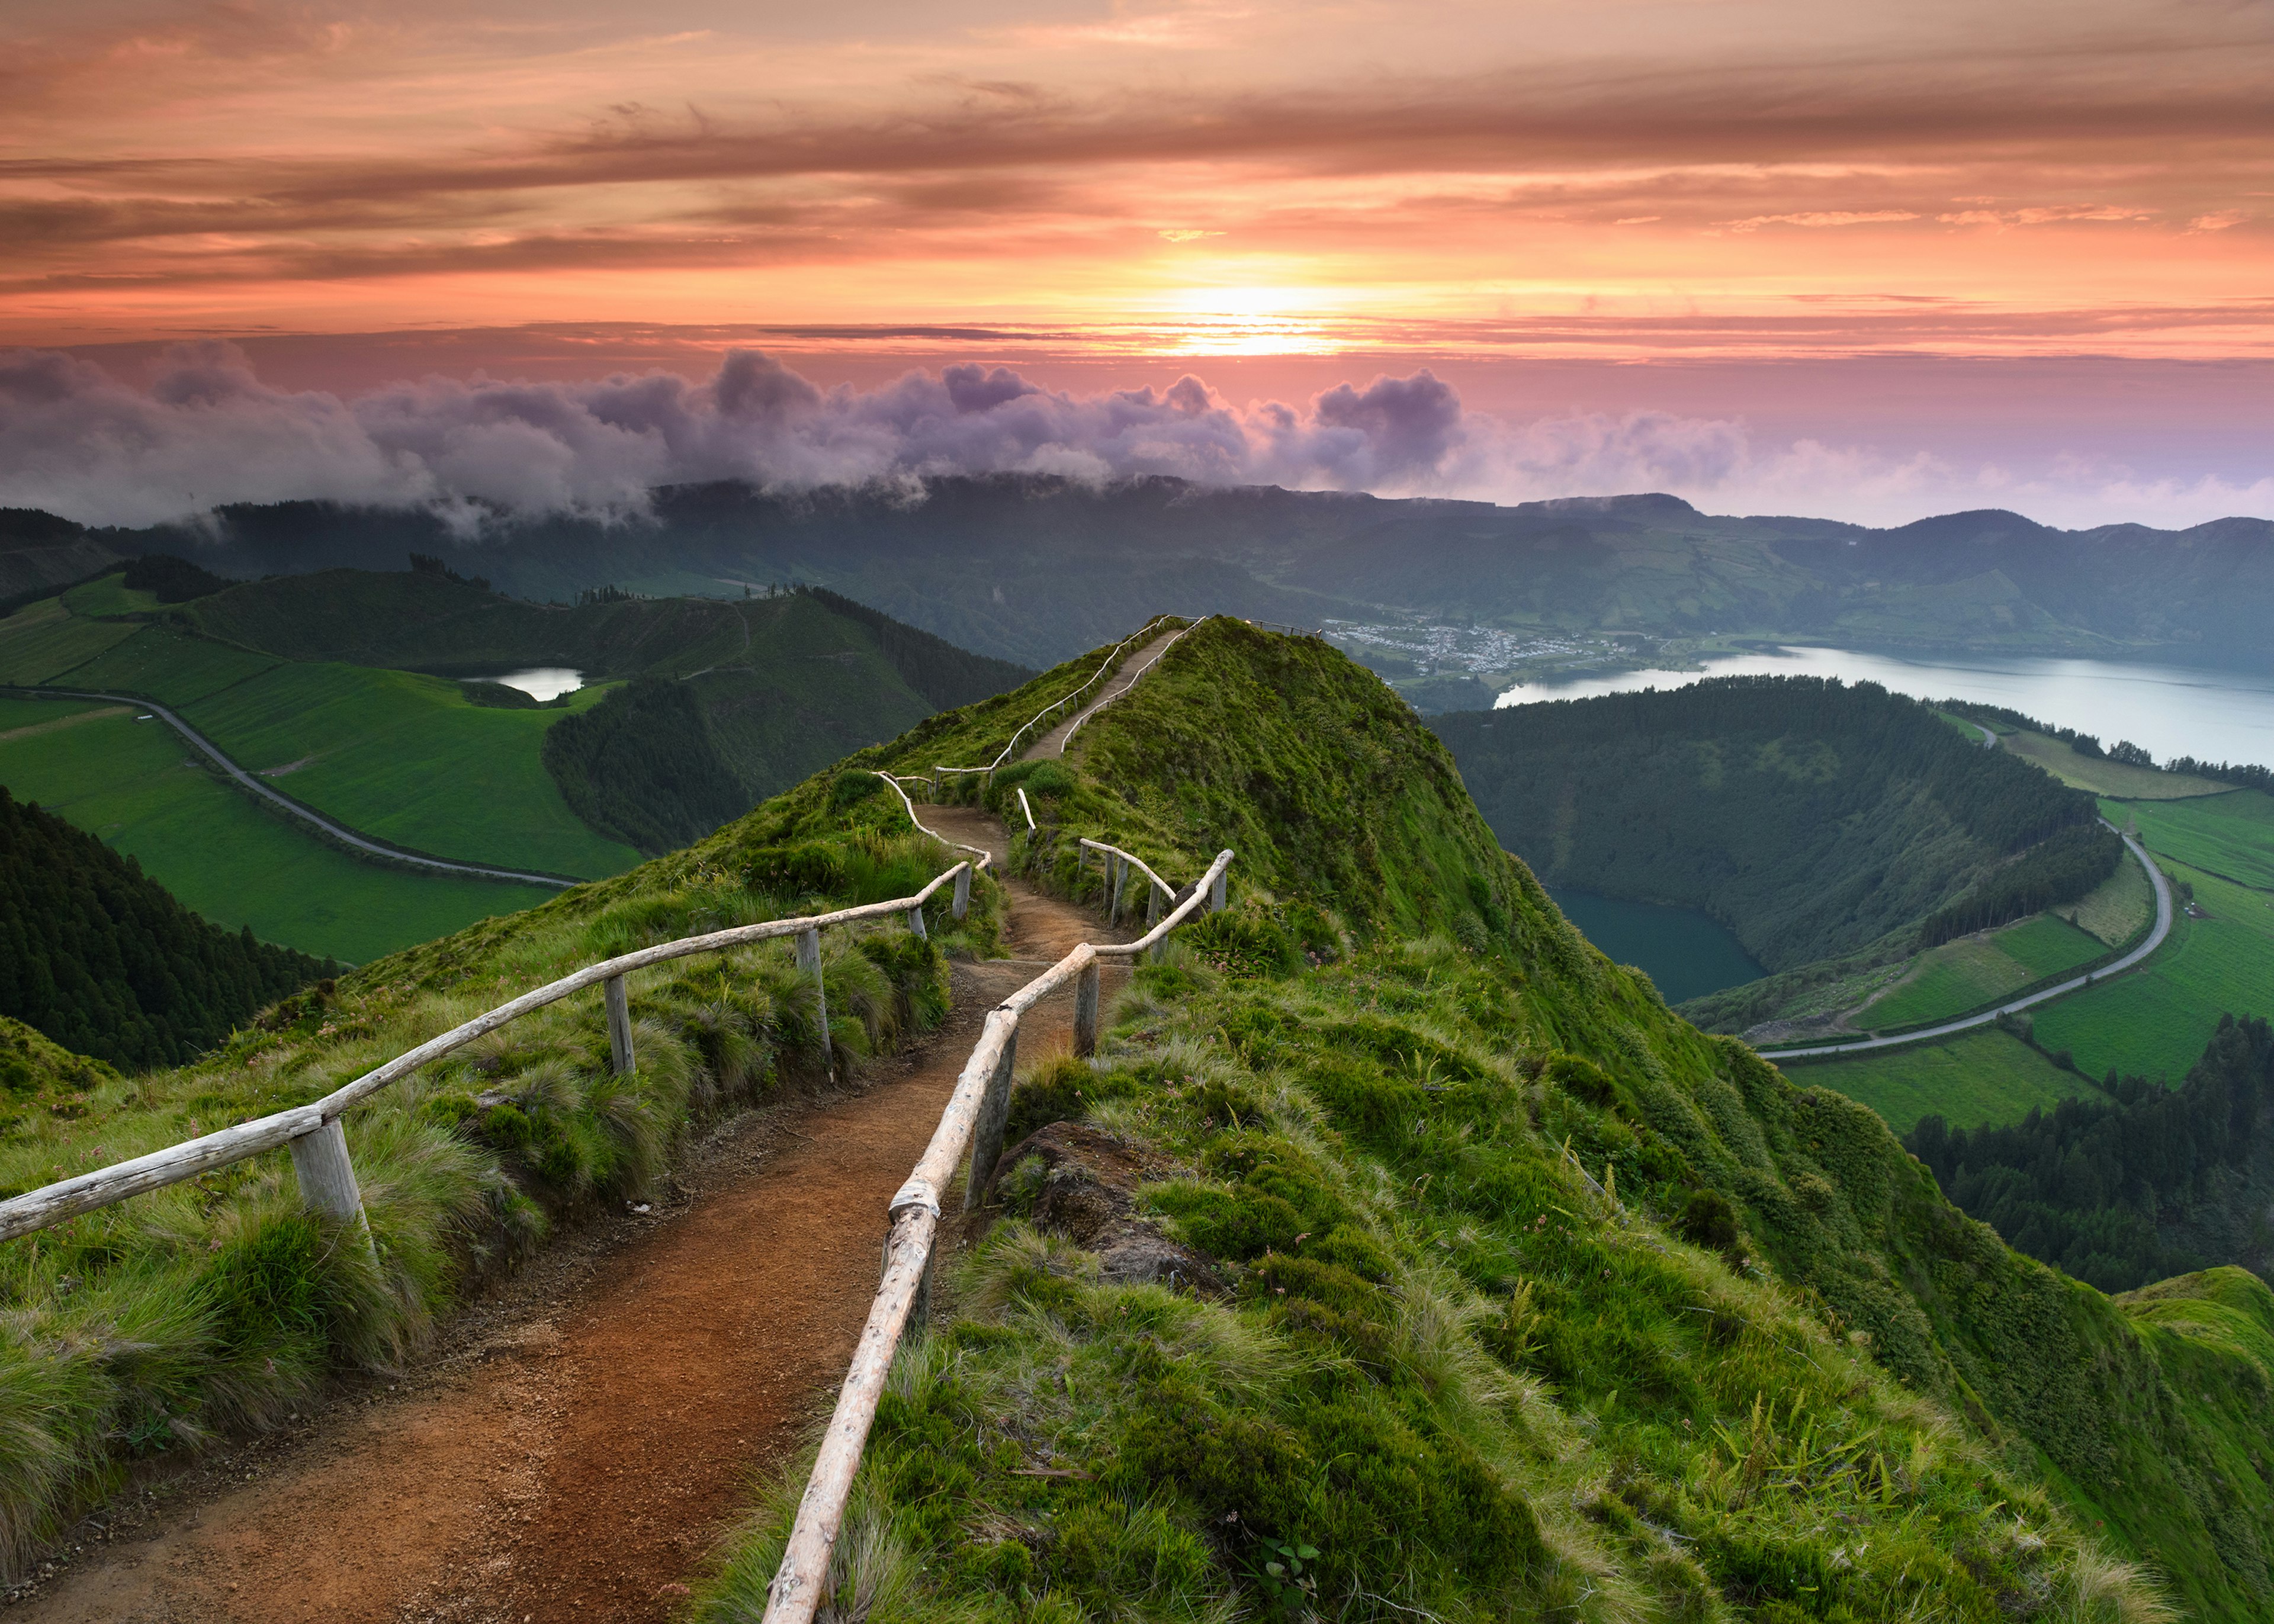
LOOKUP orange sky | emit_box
[5,0,2270,356]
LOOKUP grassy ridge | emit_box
[179,663,638,879]
[2004,732,2228,800]
[702,622,2270,1622]
[0,704,558,963]
[0,763,1007,1570]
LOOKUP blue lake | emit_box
[1547,887,1766,1005]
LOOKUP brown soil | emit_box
[12,806,1127,1624]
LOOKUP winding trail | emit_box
[1024,624,1190,760]
[29,690,577,889]
[1764,825,2173,1060]
[11,806,1129,1624]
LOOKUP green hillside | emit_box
[0,696,563,963]
[708,619,2273,1622]
[2,567,1035,928]
[1433,676,2104,979]
[4,619,2270,1616]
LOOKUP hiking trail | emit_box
[12,805,1130,1624]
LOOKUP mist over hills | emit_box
[7,476,2272,671]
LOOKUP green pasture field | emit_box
[1858,911,2105,1030]
[0,695,105,736]
[2066,845,2153,944]
[2108,790,2274,890]
[59,573,160,620]
[1793,1025,2089,1133]
[2029,859,2274,1082]
[0,598,139,684]
[53,623,280,705]
[182,663,638,879]
[0,706,555,963]
[2003,730,2226,799]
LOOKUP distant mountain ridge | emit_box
[5,477,2270,670]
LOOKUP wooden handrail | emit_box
[0,857,980,1244]
[763,844,1232,1623]
[936,615,1181,781]
[1055,618,1205,754]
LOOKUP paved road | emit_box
[42,689,577,888]
[1762,823,2172,1060]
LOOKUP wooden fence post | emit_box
[605,973,635,1075]
[289,1120,372,1247]
[1209,869,1228,913]
[953,866,971,921]
[1146,882,1162,928]
[1107,853,1123,922]
[965,1026,1019,1210]
[797,927,833,1067]
[907,903,928,940]
[1074,962,1100,1057]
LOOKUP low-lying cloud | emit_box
[0,343,2265,533]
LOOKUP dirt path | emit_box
[1023,625,1187,761]
[13,808,1124,1624]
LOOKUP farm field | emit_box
[59,574,160,620]
[2108,790,2274,890]
[0,597,138,684]
[2002,729,2227,799]
[54,623,281,705]
[0,705,557,962]
[1858,911,2106,1030]
[2031,858,2274,1083]
[2066,845,2154,944]
[1786,1024,2088,1133]
[182,663,638,879]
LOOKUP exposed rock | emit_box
[983,1121,1226,1295]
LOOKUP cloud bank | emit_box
[0,343,2265,533]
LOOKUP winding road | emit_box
[1762,824,2173,1060]
[37,689,577,889]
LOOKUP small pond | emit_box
[486,668,586,702]
[1546,887,1765,1005]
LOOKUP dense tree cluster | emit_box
[1913,822,2124,950]
[407,551,491,592]
[540,677,750,855]
[1432,676,2099,970]
[0,787,333,1069]
[1907,1015,2274,1291]
[120,552,230,603]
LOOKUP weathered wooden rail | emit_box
[935,615,1185,787]
[764,843,1235,1623]
[0,847,985,1246]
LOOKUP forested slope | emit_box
[1433,676,2109,976]
[0,786,334,1067]
[1910,1014,2274,1291]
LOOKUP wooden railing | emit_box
[934,615,1185,787]
[0,842,985,1246]
[764,842,1235,1623]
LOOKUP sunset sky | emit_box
[4,0,2270,528]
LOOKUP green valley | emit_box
[7,616,2274,1620]
[0,562,1033,957]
